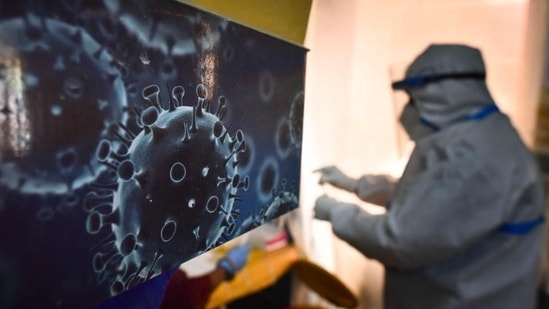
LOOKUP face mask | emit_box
[399,103,434,141]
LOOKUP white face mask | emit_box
[399,103,434,141]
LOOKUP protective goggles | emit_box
[391,72,486,90]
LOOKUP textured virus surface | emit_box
[0,16,126,194]
[236,184,298,236]
[85,83,248,294]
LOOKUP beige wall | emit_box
[530,0,549,153]
[182,0,312,46]
[299,0,548,308]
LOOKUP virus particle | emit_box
[222,44,235,63]
[262,190,298,222]
[274,91,304,159]
[18,192,81,222]
[258,71,275,103]
[85,83,249,294]
[235,134,255,175]
[236,183,298,236]
[55,192,80,216]
[288,91,304,151]
[102,0,226,56]
[275,117,291,159]
[256,156,279,203]
[0,16,126,194]
[35,205,55,222]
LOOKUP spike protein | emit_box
[85,83,249,294]
[0,16,126,195]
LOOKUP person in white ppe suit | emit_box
[314,44,546,309]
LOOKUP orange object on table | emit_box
[205,245,301,309]
[205,244,358,309]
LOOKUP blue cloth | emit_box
[93,269,177,309]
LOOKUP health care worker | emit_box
[314,44,546,308]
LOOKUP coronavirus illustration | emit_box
[0,15,126,194]
[85,83,249,294]
[0,1,307,307]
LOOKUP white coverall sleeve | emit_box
[329,144,505,269]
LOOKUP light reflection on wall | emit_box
[195,21,218,98]
[0,55,30,158]
[199,52,217,99]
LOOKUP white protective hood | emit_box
[402,44,496,129]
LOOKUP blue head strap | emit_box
[392,72,486,90]
[419,104,500,131]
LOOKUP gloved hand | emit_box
[313,194,341,221]
[354,174,396,206]
[314,166,357,192]
[217,243,252,280]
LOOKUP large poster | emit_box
[0,1,306,307]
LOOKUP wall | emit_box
[532,0,549,153]
[299,0,548,308]
[182,0,312,46]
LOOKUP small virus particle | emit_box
[55,192,80,216]
[256,156,279,203]
[233,134,255,175]
[275,117,291,159]
[222,44,235,63]
[0,15,126,194]
[35,205,55,222]
[85,83,249,295]
[236,183,298,236]
[262,190,298,222]
[288,91,304,151]
[258,71,275,103]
